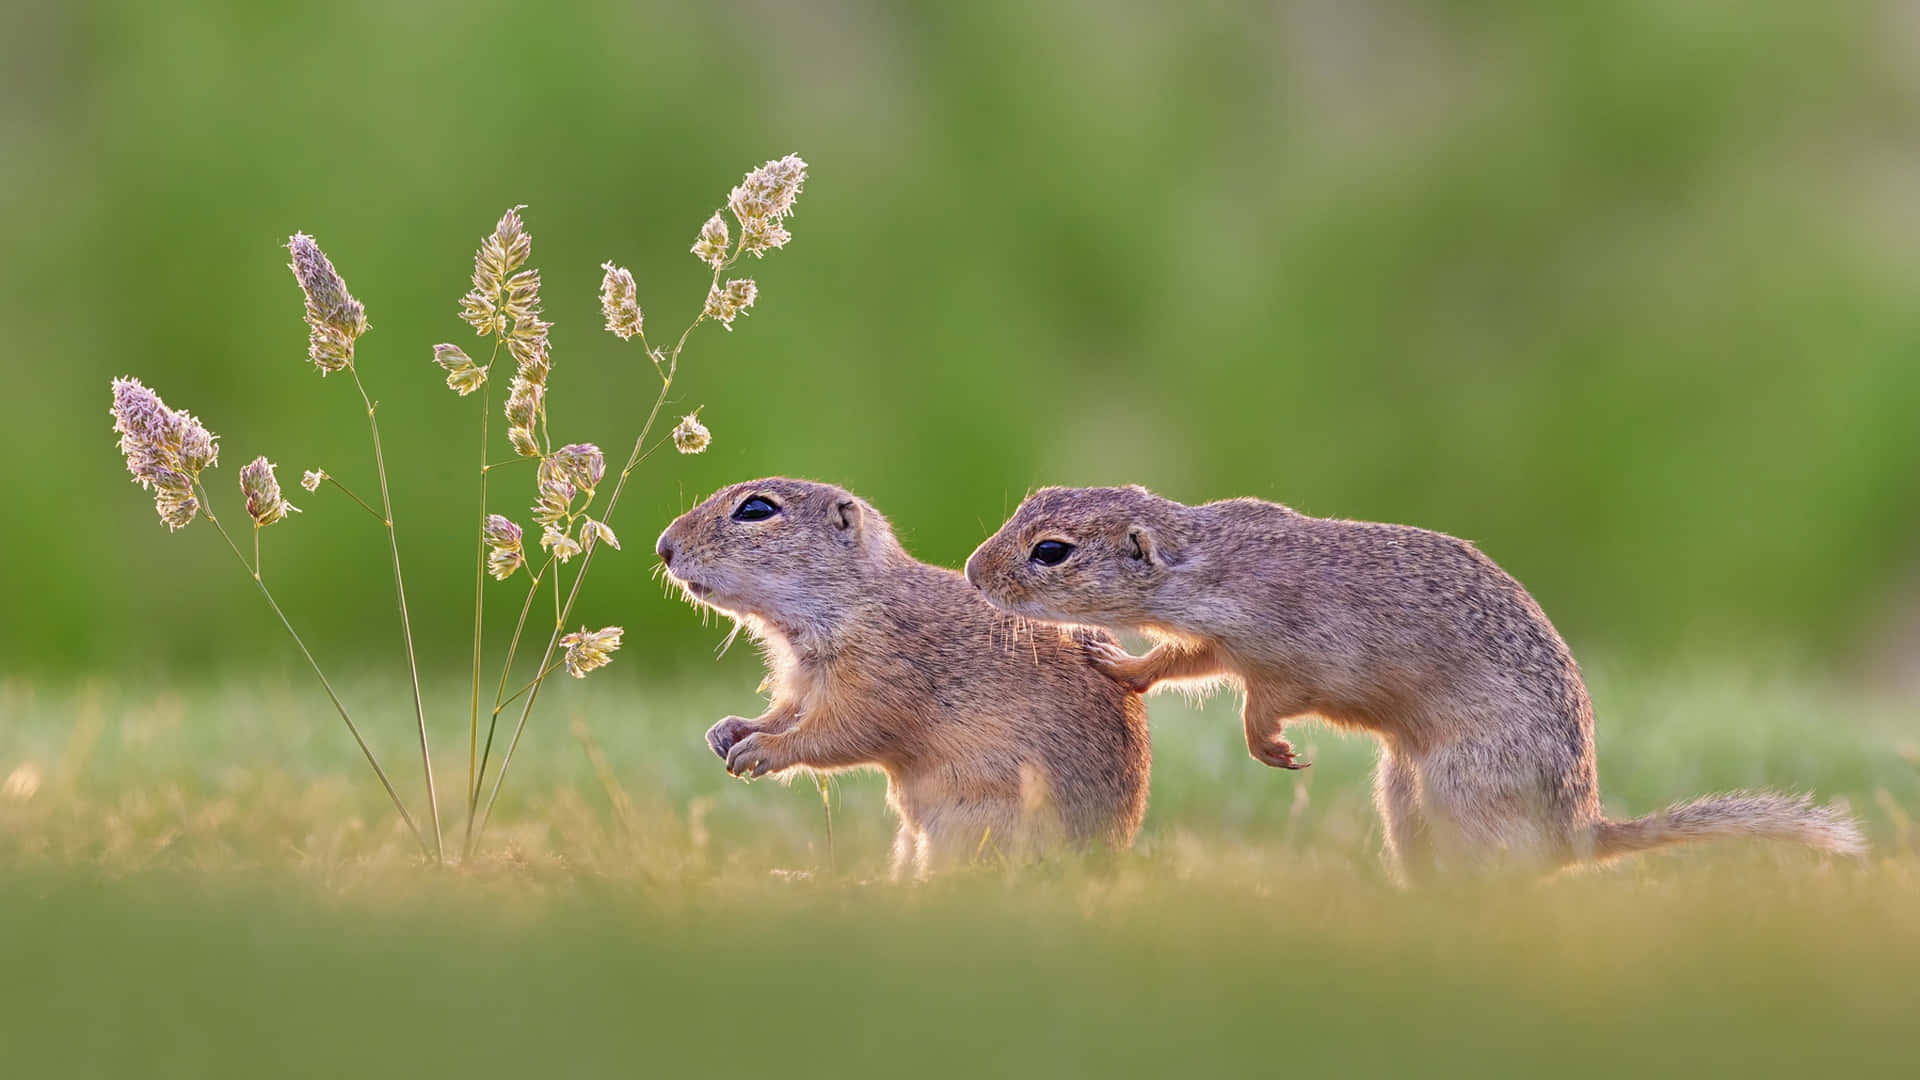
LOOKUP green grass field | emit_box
[2,668,1916,1077]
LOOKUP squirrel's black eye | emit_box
[732,497,779,522]
[1030,539,1073,566]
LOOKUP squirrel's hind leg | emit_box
[888,824,927,882]
[1374,749,1432,886]
[1415,737,1564,875]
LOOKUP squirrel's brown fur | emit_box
[657,477,1151,878]
[965,485,1864,878]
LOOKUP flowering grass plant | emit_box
[108,155,809,861]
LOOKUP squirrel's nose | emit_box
[656,537,674,566]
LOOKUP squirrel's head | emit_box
[656,476,898,633]
[965,485,1187,628]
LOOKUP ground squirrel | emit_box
[656,477,1151,878]
[965,485,1865,878]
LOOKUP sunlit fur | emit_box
[657,477,1151,879]
[967,485,1865,880]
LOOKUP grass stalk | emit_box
[347,365,443,863]
[194,481,431,857]
[467,359,495,817]
[468,227,745,853]
[463,553,553,853]
[321,475,386,524]
[497,660,567,712]
[469,349,683,852]
[816,774,835,871]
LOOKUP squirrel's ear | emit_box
[1128,525,1181,568]
[833,498,861,534]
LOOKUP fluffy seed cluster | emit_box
[530,465,575,527]
[726,154,807,255]
[598,263,643,341]
[530,443,605,563]
[692,154,808,330]
[541,528,582,564]
[300,469,327,493]
[431,342,487,397]
[239,457,297,526]
[581,518,619,553]
[287,234,368,375]
[671,411,711,454]
[459,206,532,338]
[482,514,525,580]
[460,207,552,454]
[691,213,730,270]
[558,626,623,678]
[702,278,758,330]
[109,377,221,530]
[504,377,543,458]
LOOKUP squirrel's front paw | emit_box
[706,716,758,759]
[1250,737,1311,771]
[725,732,789,779]
[1084,639,1155,694]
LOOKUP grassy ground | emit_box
[2,668,1916,1077]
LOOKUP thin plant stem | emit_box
[322,475,386,523]
[472,343,686,849]
[816,774,834,871]
[483,458,534,471]
[194,481,430,857]
[467,341,499,817]
[497,659,567,712]
[470,247,740,854]
[463,553,551,852]
[347,364,443,862]
[252,524,261,577]
[471,380,674,851]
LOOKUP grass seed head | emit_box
[598,262,643,340]
[482,514,526,580]
[531,470,576,527]
[239,456,297,527]
[110,376,219,530]
[432,343,488,396]
[581,518,619,553]
[691,213,730,269]
[506,310,552,383]
[738,215,791,259]
[558,625,623,677]
[541,526,583,564]
[287,233,367,374]
[461,206,530,337]
[671,411,711,454]
[727,154,807,226]
[703,278,757,330]
[504,377,544,458]
[550,443,605,491]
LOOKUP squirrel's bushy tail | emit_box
[1590,791,1865,860]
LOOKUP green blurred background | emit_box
[7,0,1919,679]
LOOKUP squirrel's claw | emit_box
[706,715,755,759]
[1083,638,1154,694]
[1253,741,1311,770]
[724,731,784,779]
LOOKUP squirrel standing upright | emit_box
[658,477,1151,878]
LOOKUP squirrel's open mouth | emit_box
[662,566,713,602]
